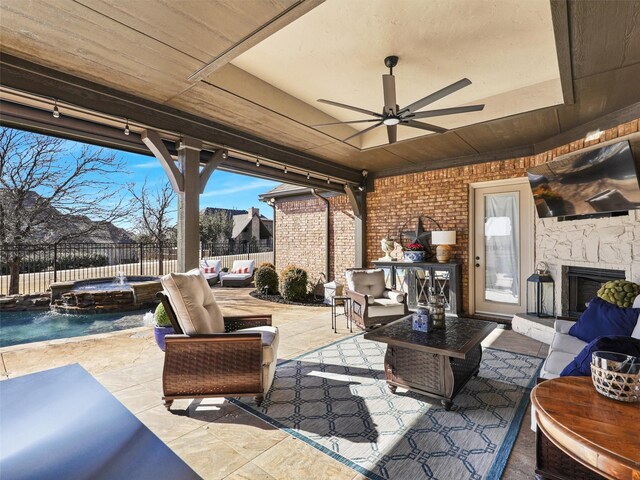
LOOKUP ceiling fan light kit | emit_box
[314,56,485,145]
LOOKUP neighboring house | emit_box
[201,207,273,246]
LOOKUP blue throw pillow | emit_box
[568,297,640,343]
[560,335,640,377]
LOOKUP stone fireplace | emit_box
[564,266,625,318]
[536,209,640,317]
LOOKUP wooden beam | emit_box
[199,149,225,194]
[344,184,362,218]
[550,0,575,105]
[188,0,325,81]
[0,54,361,184]
[141,129,184,192]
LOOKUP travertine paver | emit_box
[0,287,546,479]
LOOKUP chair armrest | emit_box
[346,289,371,307]
[383,289,406,303]
[554,319,575,334]
[224,315,272,332]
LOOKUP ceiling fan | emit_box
[313,56,485,145]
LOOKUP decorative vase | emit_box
[428,293,446,329]
[403,251,425,262]
[154,325,175,352]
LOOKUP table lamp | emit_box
[431,231,456,263]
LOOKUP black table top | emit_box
[364,316,497,359]
[0,364,201,480]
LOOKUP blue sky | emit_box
[125,150,279,220]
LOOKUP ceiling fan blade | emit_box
[343,121,383,142]
[401,78,472,114]
[312,119,381,127]
[402,120,448,134]
[408,104,485,119]
[387,124,397,144]
[317,99,382,118]
[383,74,397,115]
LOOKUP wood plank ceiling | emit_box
[1,0,639,177]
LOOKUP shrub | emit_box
[154,303,172,327]
[280,265,308,302]
[255,266,279,295]
[56,253,108,270]
[259,262,276,270]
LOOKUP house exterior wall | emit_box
[367,118,639,314]
[274,194,356,286]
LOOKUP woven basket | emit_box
[590,351,640,403]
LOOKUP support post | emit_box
[177,136,203,272]
[345,185,366,268]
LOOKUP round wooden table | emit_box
[531,376,640,480]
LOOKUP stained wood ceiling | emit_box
[1,0,639,177]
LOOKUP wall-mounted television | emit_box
[527,140,640,218]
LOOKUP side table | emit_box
[331,295,352,333]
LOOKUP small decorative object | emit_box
[380,237,395,261]
[153,303,175,352]
[428,290,446,329]
[412,306,430,332]
[591,351,640,402]
[526,262,555,318]
[403,243,425,262]
[431,231,456,263]
[323,280,344,305]
[597,280,640,308]
[390,241,404,261]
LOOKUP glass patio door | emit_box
[473,181,533,317]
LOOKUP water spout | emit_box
[114,271,128,286]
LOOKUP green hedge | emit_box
[56,254,109,270]
[255,266,279,295]
[280,265,308,302]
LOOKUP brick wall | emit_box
[366,119,639,313]
[274,194,356,288]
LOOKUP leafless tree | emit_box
[0,128,128,293]
[128,179,176,274]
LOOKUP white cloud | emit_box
[202,179,275,197]
[134,160,162,169]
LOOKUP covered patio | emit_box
[1,1,640,479]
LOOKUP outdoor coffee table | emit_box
[364,315,496,410]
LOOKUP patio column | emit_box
[345,185,367,268]
[141,130,225,273]
[177,136,202,272]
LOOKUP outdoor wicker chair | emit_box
[345,268,409,330]
[220,259,255,287]
[158,269,279,410]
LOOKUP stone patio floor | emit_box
[0,287,549,479]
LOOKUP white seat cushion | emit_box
[551,332,587,355]
[350,269,386,298]
[222,273,252,281]
[368,298,406,318]
[161,269,225,335]
[540,350,576,379]
[237,326,279,365]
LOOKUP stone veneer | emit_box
[536,210,640,316]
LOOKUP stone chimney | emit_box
[248,207,259,218]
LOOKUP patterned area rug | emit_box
[233,334,543,480]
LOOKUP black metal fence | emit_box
[0,240,273,295]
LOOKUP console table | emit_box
[531,376,640,480]
[372,260,462,315]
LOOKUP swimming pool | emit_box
[0,310,151,348]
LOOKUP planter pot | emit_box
[154,325,175,352]
[403,251,425,262]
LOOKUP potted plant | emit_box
[153,302,174,352]
[404,242,425,262]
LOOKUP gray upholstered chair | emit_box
[345,268,409,330]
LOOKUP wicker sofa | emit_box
[158,269,279,410]
[345,268,409,330]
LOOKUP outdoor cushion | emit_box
[540,350,576,379]
[160,269,225,335]
[551,331,587,355]
[368,298,407,318]
[222,273,252,281]
[350,269,386,299]
[568,297,640,342]
[382,290,405,303]
[237,326,279,365]
[560,335,640,377]
[229,260,255,276]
